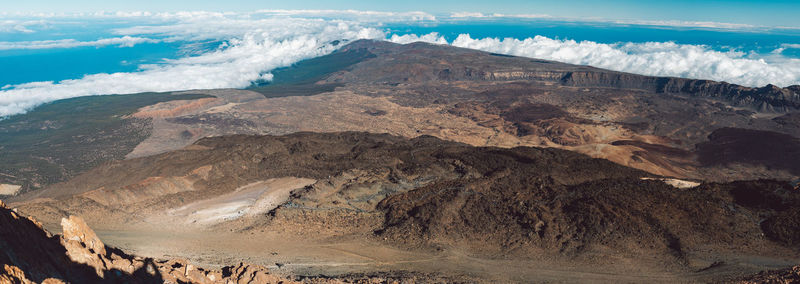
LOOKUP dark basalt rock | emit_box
[696,127,800,176]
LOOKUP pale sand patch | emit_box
[0,184,22,196]
[131,97,220,118]
[205,102,244,113]
[166,177,316,225]
[641,177,701,189]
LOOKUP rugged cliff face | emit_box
[0,200,293,284]
[562,72,800,112]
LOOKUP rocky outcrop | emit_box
[0,200,97,283]
[0,200,296,284]
[2,197,455,283]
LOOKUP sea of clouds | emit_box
[1,10,799,117]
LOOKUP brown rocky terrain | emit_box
[6,132,800,282]
[0,200,296,284]
[3,199,484,283]
[736,265,800,283]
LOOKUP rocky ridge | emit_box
[0,200,293,284]
[337,40,800,112]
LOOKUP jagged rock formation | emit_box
[0,200,295,284]
[1,198,482,283]
[0,199,100,283]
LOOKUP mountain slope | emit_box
[9,132,800,282]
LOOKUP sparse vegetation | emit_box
[0,92,211,192]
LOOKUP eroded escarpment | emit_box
[333,40,800,112]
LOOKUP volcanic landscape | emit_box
[2,40,800,283]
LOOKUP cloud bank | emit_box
[452,35,800,87]
[1,11,800,118]
[446,12,757,30]
[392,33,800,88]
[0,36,158,50]
[0,19,47,33]
[449,12,552,19]
[0,17,384,117]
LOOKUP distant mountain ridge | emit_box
[339,39,800,112]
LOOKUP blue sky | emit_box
[5,0,800,28]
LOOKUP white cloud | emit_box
[0,36,158,50]
[383,33,800,87]
[446,34,800,88]
[498,13,552,19]
[254,9,436,22]
[446,13,762,30]
[450,12,552,19]
[450,12,487,18]
[389,32,448,45]
[0,19,47,33]
[1,9,435,23]
[771,43,800,54]
[608,19,756,30]
[0,18,385,117]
